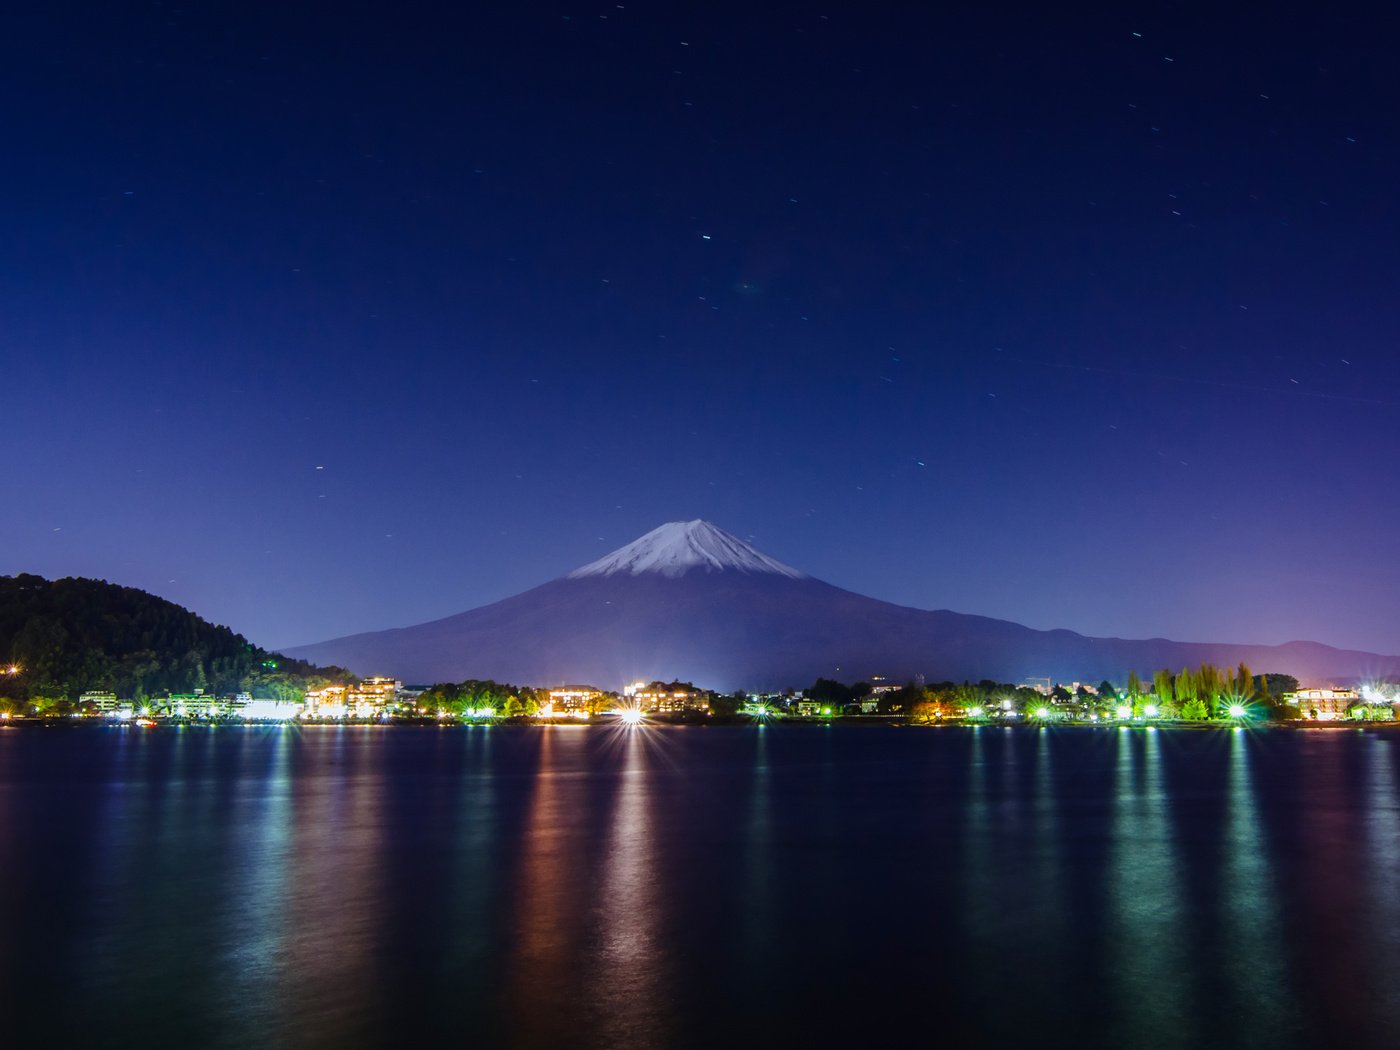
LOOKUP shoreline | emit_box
[2,716,1395,732]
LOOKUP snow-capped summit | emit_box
[568,520,807,579]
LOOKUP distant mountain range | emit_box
[283,521,1400,691]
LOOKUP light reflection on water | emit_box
[282,727,386,1045]
[1108,727,1190,1047]
[217,724,292,1035]
[592,729,667,1046]
[1365,739,1400,973]
[1221,728,1293,1041]
[958,726,994,982]
[1021,728,1068,1007]
[4,725,1400,1048]
[742,727,773,956]
[442,727,499,981]
[503,727,595,1044]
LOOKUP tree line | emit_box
[805,663,1307,722]
[0,574,349,713]
[417,680,552,717]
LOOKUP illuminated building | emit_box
[81,692,137,720]
[624,681,711,714]
[644,689,705,713]
[547,686,603,715]
[169,690,229,717]
[242,699,302,721]
[304,685,349,719]
[1284,687,1360,721]
[347,677,401,717]
[79,691,120,714]
[304,678,401,718]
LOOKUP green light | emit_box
[1115,705,1132,719]
[1035,706,1050,719]
[1228,704,1246,718]
[1144,704,1159,718]
[967,706,984,718]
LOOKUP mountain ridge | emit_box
[282,526,1400,690]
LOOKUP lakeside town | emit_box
[2,662,1397,727]
[7,573,1400,734]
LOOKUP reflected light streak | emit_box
[1107,728,1191,1045]
[741,727,776,974]
[1031,728,1065,920]
[958,726,996,983]
[82,724,150,1014]
[592,729,668,1046]
[1364,739,1400,1012]
[1220,729,1293,1039]
[1296,734,1364,1023]
[504,729,592,1043]
[283,728,386,1045]
[443,726,500,977]
[217,726,294,1037]
[1009,728,1068,1007]
[80,726,231,1035]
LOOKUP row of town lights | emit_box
[1028,702,1246,720]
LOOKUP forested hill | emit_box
[0,574,349,701]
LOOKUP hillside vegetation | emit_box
[0,574,348,703]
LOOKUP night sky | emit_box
[5,3,1399,656]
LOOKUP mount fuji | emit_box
[283,520,1400,690]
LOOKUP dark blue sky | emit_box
[5,2,1399,655]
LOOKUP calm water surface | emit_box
[1,724,1398,1048]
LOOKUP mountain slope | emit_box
[0,573,347,699]
[283,522,1400,689]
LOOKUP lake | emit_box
[1,723,1396,1048]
